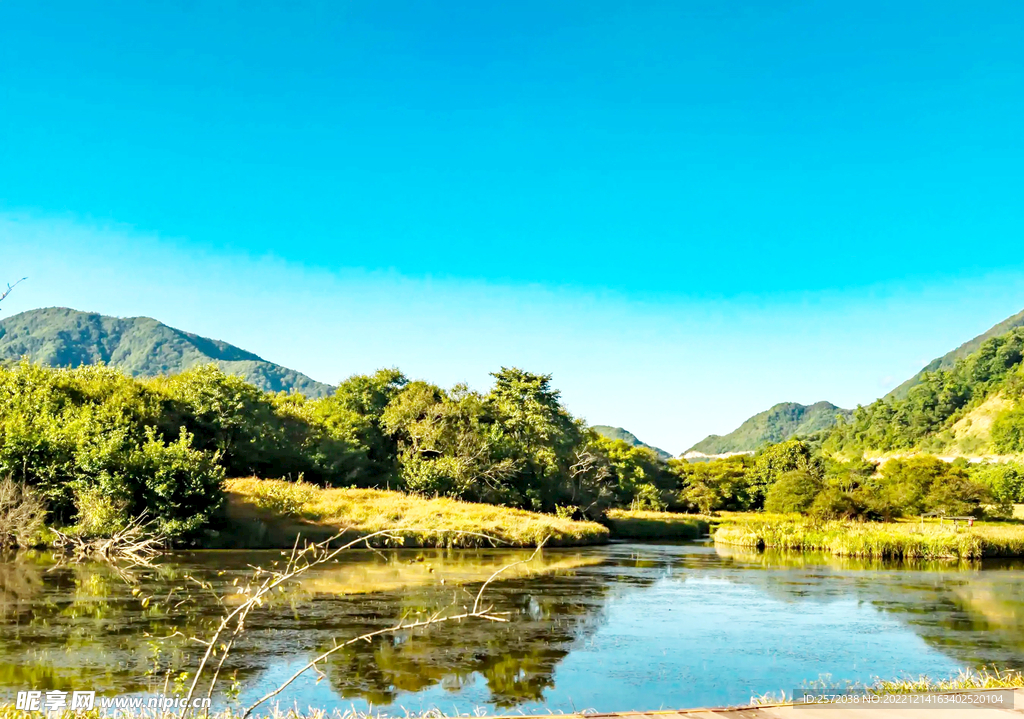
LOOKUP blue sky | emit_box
[2,1,1023,453]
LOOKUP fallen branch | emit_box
[51,513,167,566]
[176,527,545,719]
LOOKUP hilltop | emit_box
[886,308,1024,400]
[0,307,334,397]
[688,401,852,454]
[824,325,1024,457]
[591,425,673,460]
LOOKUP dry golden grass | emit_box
[605,509,710,539]
[714,515,1024,559]
[222,477,609,548]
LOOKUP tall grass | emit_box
[868,668,1024,694]
[222,477,610,548]
[714,518,1024,559]
[605,509,710,540]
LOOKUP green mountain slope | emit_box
[886,307,1024,400]
[688,401,852,454]
[0,307,335,397]
[825,326,1024,456]
[591,425,673,460]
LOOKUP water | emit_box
[2,541,1023,714]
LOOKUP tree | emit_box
[485,368,584,511]
[594,436,670,509]
[671,454,754,514]
[748,440,820,507]
[764,469,823,513]
[312,369,408,483]
[992,404,1024,454]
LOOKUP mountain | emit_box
[0,307,335,397]
[886,307,1024,400]
[825,325,1024,456]
[591,425,673,461]
[687,401,852,454]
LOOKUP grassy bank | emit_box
[219,477,610,548]
[605,509,710,539]
[714,517,1024,559]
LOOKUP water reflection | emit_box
[0,544,1022,714]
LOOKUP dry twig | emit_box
[175,527,547,719]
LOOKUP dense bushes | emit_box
[0,363,226,540]
[666,439,1018,520]
[3,358,1018,544]
[0,362,669,539]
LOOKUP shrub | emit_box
[0,477,46,548]
[809,487,863,520]
[923,472,990,518]
[970,463,1024,514]
[749,440,821,507]
[992,404,1024,454]
[764,469,822,513]
[629,483,667,511]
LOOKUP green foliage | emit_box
[855,456,990,519]
[382,370,619,516]
[970,463,1024,511]
[923,471,990,518]
[826,328,1024,453]
[991,404,1024,454]
[595,437,672,509]
[0,362,224,540]
[314,368,408,482]
[158,365,370,485]
[748,439,821,506]
[670,454,754,514]
[590,425,672,460]
[764,469,823,513]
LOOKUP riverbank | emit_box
[217,477,610,548]
[605,509,710,539]
[713,517,1024,559]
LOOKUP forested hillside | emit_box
[886,308,1024,400]
[825,327,1024,456]
[591,425,672,460]
[688,401,852,454]
[0,307,334,397]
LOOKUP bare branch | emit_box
[0,278,26,305]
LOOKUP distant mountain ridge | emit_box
[886,307,1024,400]
[591,425,673,461]
[0,307,335,397]
[687,401,852,454]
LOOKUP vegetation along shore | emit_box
[0,316,1023,553]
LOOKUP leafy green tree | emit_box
[670,454,754,513]
[159,365,370,484]
[748,440,820,507]
[923,470,989,517]
[764,469,823,513]
[484,368,584,511]
[0,362,222,539]
[313,369,408,482]
[991,404,1024,454]
[971,463,1024,512]
[594,436,671,509]
[382,381,519,502]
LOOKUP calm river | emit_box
[2,542,1023,714]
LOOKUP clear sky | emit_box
[2,1,1023,453]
